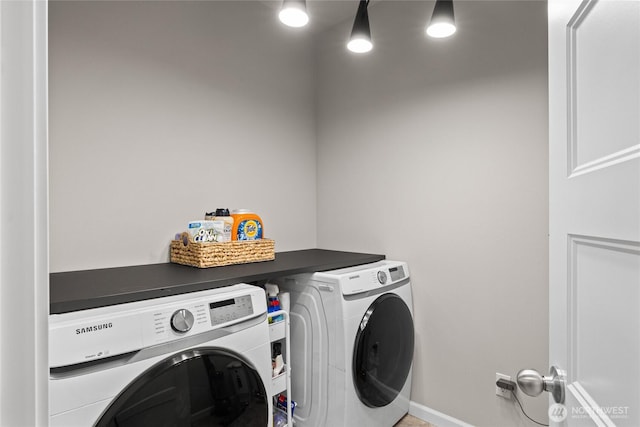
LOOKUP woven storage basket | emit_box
[170,234,275,268]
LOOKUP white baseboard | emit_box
[409,401,475,427]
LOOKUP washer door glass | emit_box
[95,348,267,427]
[353,293,414,408]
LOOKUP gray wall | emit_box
[314,1,549,426]
[49,1,317,272]
[50,1,550,426]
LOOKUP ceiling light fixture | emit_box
[278,0,309,28]
[347,0,373,54]
[426,0,456,38]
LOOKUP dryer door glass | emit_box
[95,348,268,427]
[353,293,414,408]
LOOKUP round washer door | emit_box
[353,293,414,408]
[95,348,268,427]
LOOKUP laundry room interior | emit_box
[46,1,548,426]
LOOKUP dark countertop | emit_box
[50,249,385,314]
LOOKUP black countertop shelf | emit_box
[50,249,385,314]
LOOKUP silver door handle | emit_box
[516,365,566,404]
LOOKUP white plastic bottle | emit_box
[205,208,234,242]
[213,208,234,242]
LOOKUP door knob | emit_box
[516,366,566,404]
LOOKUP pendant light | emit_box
[279,0,309,28]
[426,0,456,38]
[347,0,373,53]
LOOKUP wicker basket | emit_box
[170,233,275,268]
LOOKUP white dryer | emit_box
[276,260,414,427]
[49,283,273,427]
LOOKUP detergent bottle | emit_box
[231,209,263,240]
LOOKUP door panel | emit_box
[569,236,640,423]
[550,0,640,425]
[569,0,640,172]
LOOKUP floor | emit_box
[394,414,436,427]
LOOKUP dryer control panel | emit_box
[313,260,410,296]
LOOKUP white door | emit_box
[0,0,49,425]
[549,0,640,426]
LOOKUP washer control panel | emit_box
[49,283,265,368]
[151,294,254,342]
[209,295,253,326]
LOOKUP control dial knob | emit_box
[377,271,388,284]
[171,309,195,333]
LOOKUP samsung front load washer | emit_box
[49,283,272,427]
[276,260,414,427]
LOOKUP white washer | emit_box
[49,283,273,427]
[276,260,414,427]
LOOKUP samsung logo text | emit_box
[76,323,113,335]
